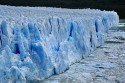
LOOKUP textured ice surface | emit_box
[0,5,119,82]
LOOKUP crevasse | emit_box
[0,5,119,82]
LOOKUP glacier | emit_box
[0,5,119,82]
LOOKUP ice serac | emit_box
[0,5,119,82]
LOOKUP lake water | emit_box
[110,19,125,31]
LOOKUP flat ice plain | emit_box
[0,5,119,82]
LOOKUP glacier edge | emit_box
[0,5,119,82]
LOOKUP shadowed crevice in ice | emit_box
[69,22,74,37]
[49,18,53,34]
[1,21,9,37]
[102,18,109,33]
[14,44,20,54]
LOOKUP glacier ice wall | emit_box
[0,5,119,82]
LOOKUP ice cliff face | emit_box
[0,5,119,82]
